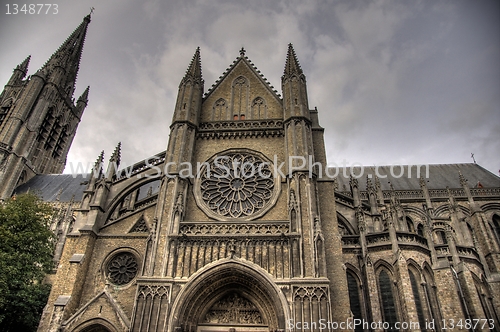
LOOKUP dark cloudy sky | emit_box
[1,0,499,176]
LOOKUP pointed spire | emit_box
[94,150,104,170]
[7,55,31,85]
[86,150,104,191]
[38,14,91,94]
[110,142,121,164]
[458,171,467,187]
[16,55,31,73]
[366,174,373,191]
[182,47,202,84]
[77,86,90,104]
[284,43,303,77]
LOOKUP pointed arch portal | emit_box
[171,259,288,332]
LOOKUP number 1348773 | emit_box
[6,4,58,14]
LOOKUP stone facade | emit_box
[2,15,500,332]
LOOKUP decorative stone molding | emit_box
[180,223,289,235]
[292,286,329,300]
[137,285,170,299]
[197,120,284,139]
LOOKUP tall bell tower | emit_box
[0,14,91,199]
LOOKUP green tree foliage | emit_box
[0,193,55,331]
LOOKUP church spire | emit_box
[77,86,90,104]
[284,43,304,77]
[7,55,31,85]
[181,47,202,84]
[17,55,31,74]
[38,14,91,95]
[282,44,309,120]
[110,142,121,165]
[171,47,204,126]
[106,142,121,181]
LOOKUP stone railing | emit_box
[435,244,480,261]
[114,151,166,182]
[197,119,284,139]
[338,187,499,201]
[341,235,360,247]
[341,232,428,249]
[380,190,425,200]
[470,188,500,197]
[179,222,289,236]
[366,233,391,246]
[434,244,450,256]
[456,245,480,260]
[134,194,158,211]
[396,232,428,248]
[107,194,158,223]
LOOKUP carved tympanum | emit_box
[203,293,263,325]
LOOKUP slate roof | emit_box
[14,174,90,202]
[330,163,500,191]
[11,164,499,202]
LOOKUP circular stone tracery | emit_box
[198,152,277,220]
[106,252,138,286]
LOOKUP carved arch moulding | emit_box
[169,259,289,332]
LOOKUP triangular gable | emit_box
[129,215,149,233]
[62,290,130,330]
[201,49,283,122]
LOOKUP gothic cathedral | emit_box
[2,15,500,332]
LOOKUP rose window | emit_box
[106,252,138,285]
[197,152,277,220]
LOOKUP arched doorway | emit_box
[71,317,118,332]
[80,325,112,332]
[171,259,288,332]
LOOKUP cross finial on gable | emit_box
[239,47,246,57]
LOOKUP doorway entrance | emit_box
[171,260,287,332]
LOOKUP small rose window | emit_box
[106,252,138,285]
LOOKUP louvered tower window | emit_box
[45,115,61,151]
[53,124,68,158]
